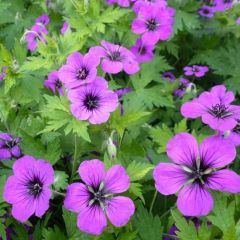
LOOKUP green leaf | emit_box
[117,231,138,240]
[174,119,188,133]
[42,226,66,240]
[0,176,6,203]
[129,182,145,203]
[53,171,69,191]
[133,203,162,240]
[62,208,78,238]
[127,161,153,182]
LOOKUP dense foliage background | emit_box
[1,0,240,239]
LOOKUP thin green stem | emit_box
[71,135,78,182]
[52,190,65,197]
[160,205,176,220]
[149,190,158,214]
[109,73,114,82]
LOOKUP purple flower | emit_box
[173,78,190,97]
[162,72,176,82]
[132,0,167,13]
[64,159,135,235]
[198,5,215,18]
[115,87,132,98]
[0,133,22,160]
[183,65,209,77]
[153,133,240,216]
[61,21,69,34]
[35,14,50,26]
[89,40,140,75]
[131,5,175,44]
[181,85,240,131]
[58,52,99,90]
[236,17,240,25]
[213,0,233,12]
[0,67,8,81]
[25,25,48,52]
[130,38,155,63]
[106,0,131,7]
[68,77,119,124]
[3,155,54,222]
[44,70,64,95]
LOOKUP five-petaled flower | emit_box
[183,65,209,78]
[181,85,240,131]
[44,70,64,95]
[0,133,22,160]
[68,77,119,124]
[3,155,54,222]
[58,52,99,90]
[64,159,135,235]
[153,133,240,216]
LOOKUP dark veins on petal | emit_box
[108,51,123,62]
[208,104,232,119]
[76,67,89,80]
[83,93,100,110]
[27,175,43,198]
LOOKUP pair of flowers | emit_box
[3,156,135,236]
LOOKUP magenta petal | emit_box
[77,205,107,236]
[11,198,35,222]
[106,196,135,227]
[35,188,51,217]
[153,163,186,195]
[89,111,110,124]
[70,104,92,121]
[0,149,11,160]
[66,52,83,68]
[167,133,199,166]
[78,159,105,188]
[64,183,90,212]
[11,146,21,157]
[200,135,236,168]
[105,165,130,193]
[34,160,55,185]
[0,133,12,141]
[177,184,214,216]
[101,59,123,74]
[206,170,240,193]
[3,176,20,204]
[181,99,204,118]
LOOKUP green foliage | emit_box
[53,171,69,191]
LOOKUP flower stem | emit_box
[52,190,65,197]
[71,135,78,182]
[149,190,158,214]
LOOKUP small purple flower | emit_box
[64,159,135,235]
[25,25,48,52]
[58,52,99,90]
[68,77,119,124]
[236,17,240,25]
[153,133,240,216]
[35,14,50,26]
[89,40,140,75]
[213,0,233,12]
[60,21,69,34]
[198,5,215,18]
[130,38,155,63]
[0,133,22,160]
[115,87,132,98]
[44,70,64,95]
[106,0,131,7]
[131,5,175,44]
[132,0,167,13]
[181,85,240,131]
[0,67,8,81]
[173,78,190,97]
[162,72,176,82]
[183,65,209,77]
[3,155,54,222]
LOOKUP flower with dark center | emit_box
[58,52,99,90]
[89,40,139,74]
[132,4,175,44]
[213,0,233,12]
[106,0,131,7]
[64,159,135,235]
[0,133,22,160]
[68,77,118,124]
[130,38,154,63]
[154,133,240,217]
[3,155,54,222]
[44,70,64,95]
[181,85,240,131]
[198,5,215,18]
[183,65,209,77]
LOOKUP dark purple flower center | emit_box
[4,138,18,149]
[209,104,232,119]
[83,94,100,110]
[233,122,240,134]
[87,183,112,209]
[192,66,200,72]
[55,80,62,89]
[27,176,43,198]
[146,19,158,31]
[108,51,123,62]
[138,46,147,55]
[76,67,89,80]
[203,8,210,14]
